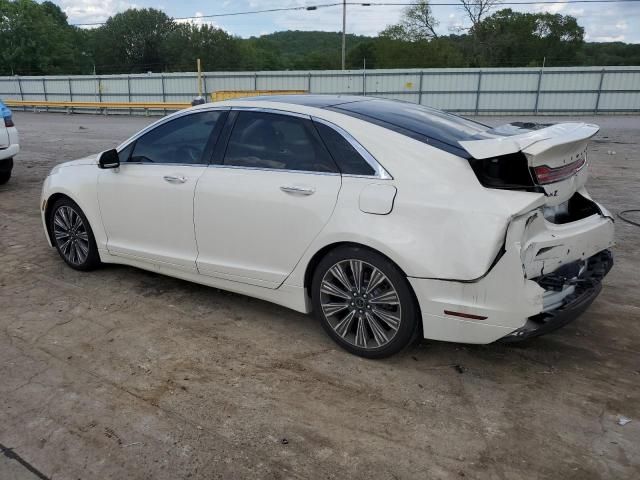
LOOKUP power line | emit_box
[70,0,640,26]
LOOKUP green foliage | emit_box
[165,23,246,71]
[380,0,439,41]
[472,9,585,66]
[0,1,638,75]
[0,0,91,74]
[90,8,176,73]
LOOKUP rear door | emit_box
[194,109,342,288]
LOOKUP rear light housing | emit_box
[534,157,586,185]
[4,115,14,128]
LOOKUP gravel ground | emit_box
[1,111,639,480]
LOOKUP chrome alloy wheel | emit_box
[53,205,90,265]
[320,259,401,350]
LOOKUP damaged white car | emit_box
[40,96,614,358]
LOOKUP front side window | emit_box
[223,111,338,173]
[129,111,224,164]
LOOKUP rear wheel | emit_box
[311,246,419,359]
[0,171,10,185]
[49,197,101,271]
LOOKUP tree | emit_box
[0,0,91,74]
[380,1,439,41]
[459,0,501,30]
[473,9,584,66]
[91,8,175,73]
[165,23,246,71]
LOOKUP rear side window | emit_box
[313,121,375,176]
[130,111,224,164]
[223,111,338,173]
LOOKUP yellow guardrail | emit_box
[211,90,307,102]
[5,100,190,110]
[6,91,309,112]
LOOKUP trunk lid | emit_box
[460,123,599,206]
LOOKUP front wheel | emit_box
[49,197,101,271]
[311,246,419,359]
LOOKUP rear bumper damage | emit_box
[499,249,613,343]
[410,193,614,345]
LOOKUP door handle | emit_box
[163,175,187,184]
[280,185,315,196]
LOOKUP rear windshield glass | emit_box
[330,99,502,156]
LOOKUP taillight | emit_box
[4,115,14,127]
[534,157,586,185]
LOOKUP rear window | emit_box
[329,99,499,157]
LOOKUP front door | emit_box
[98,110,226,271]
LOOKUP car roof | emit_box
[231,94,492,157]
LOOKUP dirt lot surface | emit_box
[1,111,639,480]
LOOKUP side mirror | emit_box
[98,149,120,169]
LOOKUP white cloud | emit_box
[53,0,640,43]
[57,0,137,25]
[175,11,221,28]
[278,3,405,36]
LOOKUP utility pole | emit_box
[341,0,346,70]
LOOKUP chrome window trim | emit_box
[119,162,208,168]
[207,164,340,177]
[230,106,310,119]
[311,116,392,180]
[116,106,231,153]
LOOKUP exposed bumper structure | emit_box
[500,249,613,342]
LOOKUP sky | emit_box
[51,0,640,43]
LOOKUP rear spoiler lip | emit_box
[459,123,600,160]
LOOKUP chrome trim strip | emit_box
[230,106,310,119]
[116,106,231,152]
[311,116,392,180]
[207,164,340,176]
[121,162,208,167]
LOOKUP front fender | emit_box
[41,166,106,250]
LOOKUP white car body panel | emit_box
[98,164,206,271]
[194,166,341,288]
[41,98,615,345]
[458,122,599,159]
[358,184,397,215]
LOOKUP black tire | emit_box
[311,245,419,359]
[0,170,10,185]
[0,157,12,185]
[48,197,101,271]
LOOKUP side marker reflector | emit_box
[444,310,488,321]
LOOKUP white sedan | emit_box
[41,96,614,358]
